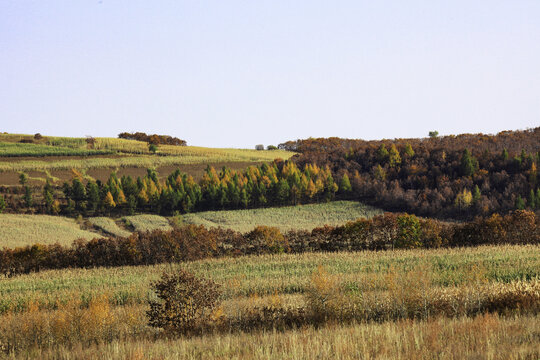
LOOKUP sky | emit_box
[1,1,539,148]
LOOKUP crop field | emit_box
[1,245,537,313]
[0,214,100,248]
[123,214,173,232]
[180,201,383,232]
[0,150,292,173]
[0,133,294,187]
[87,217,132,237]
[0,244,538,357]
[0,142,113,157]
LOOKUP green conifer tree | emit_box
[339,173,352,193]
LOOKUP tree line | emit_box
[282,127,540,219]
[8,161,341,216]
[118,132,187,146]
[1,210,538,277]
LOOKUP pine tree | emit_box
[0,195,5,213]
[104,191,116,210]
[460,149,476,177]
[388,144,402,167]
[373,164,386,181]
[472,185,481,203]
[23,186,33,208]
[19,173,28,186]
[43,180,54,213]
[528,189,536,209]
[86,182,100,213]
[339,173,352,193]
[127,195,137,215]
[275,179,290,205]
[404,143,414,157]
[515,195,525,210]
[501,148,509,161]
[377,144,389,162]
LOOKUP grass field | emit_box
[1,245,536,313]
[0,245,538,357]
[87,217,132,237]
[179,201,383,232]
[0,142,113,157]
[0,150,293,173]
[0,201,383,248]
[0,214,101,248]
[123,214,173,232]
[18,314,538,360]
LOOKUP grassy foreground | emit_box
[0,245,538,356]
[179,201,382,232]
[14,314,538,360]
[1,245,537,313]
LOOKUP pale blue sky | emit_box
[1,1,539,147]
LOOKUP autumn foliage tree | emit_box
[147,269,221,335]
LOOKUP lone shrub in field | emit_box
[147,269,221,335]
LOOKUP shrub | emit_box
[247,226,288,253]
[33,133,43,140]
[304,266,346,323]
[147,269,221,335]
[148,143,158,154]
[395,214,422,249]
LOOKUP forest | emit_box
[281,127,540,218]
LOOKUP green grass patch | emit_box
[0,142,113,157]
[88,217,132,237]
[0,214,101,248]
[122,215,172,232]
[0,245,537,313]
[179,201,383,232]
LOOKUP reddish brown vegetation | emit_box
[1,210,538,277]
[118,132,187,146]
[281,127,540,218]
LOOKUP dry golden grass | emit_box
[0,214,100,248]
[0,245,538,357]
[3,310,538,359]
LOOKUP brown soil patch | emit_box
[0,154,126,162]
[0,161,262,186]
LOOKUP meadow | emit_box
[1,245,537,313]
[87,217,132,238]
[0,202,382,249]
[123,214,173,232]
[15,314,538,360]
[0,245,538,357]
[0,214,100,248]
[179,201,383,232]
